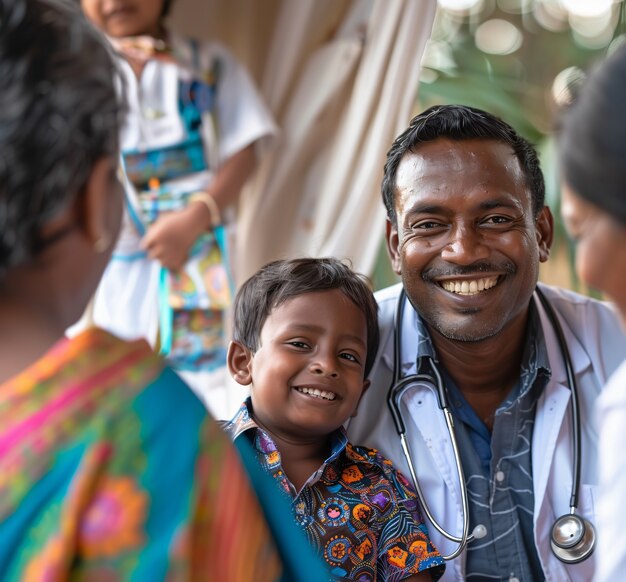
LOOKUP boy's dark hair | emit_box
[381,104,545,226]
[0,0,122,278]
[233,258,380,376]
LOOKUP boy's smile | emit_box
[294,386,337,401]
[232,289,370,444]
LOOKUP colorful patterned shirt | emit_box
[0,329,282,580]
[223,401,445,582]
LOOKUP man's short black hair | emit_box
[381,104,545,226]
[232,258,380,377]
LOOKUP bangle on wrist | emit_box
[188,191,221,228]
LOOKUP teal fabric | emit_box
[234,437,330,582]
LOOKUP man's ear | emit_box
[227,340,254,386]
[536,206,554,263]
[350,379,370,418]
[386,219,402,275]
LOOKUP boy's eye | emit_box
[339,352,360,364]
[288,341,310,349]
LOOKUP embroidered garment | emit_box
[0,329,281,580]
[117,36,231,373]
[91,33,276,376]
[223,401,445,582]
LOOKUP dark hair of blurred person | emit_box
[558,43,626,582]
[0,0,320,578]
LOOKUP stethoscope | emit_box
[387,286,596,563]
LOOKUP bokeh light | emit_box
[437,0,483,13]
[559,0,614,19]
[551,66,586,106]
[475,19,523,54]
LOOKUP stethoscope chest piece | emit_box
[550,514,596,564]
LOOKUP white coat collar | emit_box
[534,284,591,383]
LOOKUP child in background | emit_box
[0,0,282,577]
[222,258,445,581]
[80,0,276,416]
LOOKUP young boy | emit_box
[223,258,445,581]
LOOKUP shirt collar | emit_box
[108,34,176,65]
[522,299,551,376]
[399,294,551,391]
[221,398,258,441]
[389,293,437,377]
[223,398,349,465]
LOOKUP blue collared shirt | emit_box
[415,304,549,581]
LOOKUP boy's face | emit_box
[81,0,163,38]
[229,289,370,442]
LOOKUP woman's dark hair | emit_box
[0,0,123,277]
[232,258,380,377]
[381,104,545,225]
[559,44,626,226]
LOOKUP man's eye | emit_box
[339,352,360,363]
[412,221,444,230]
[484,215,511,225]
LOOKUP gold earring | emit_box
[93,233,110,253]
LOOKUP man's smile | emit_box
[439,276,500,296]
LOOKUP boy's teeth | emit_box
[297,387,336,400]
[441,276,498,296]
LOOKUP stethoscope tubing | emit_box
[388,286,585,560]
[534,286,581,512]
[388,292,474,560]
[388,376,472,560]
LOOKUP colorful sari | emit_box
[0,328,282,580]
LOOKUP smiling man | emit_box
[346,105,626,581]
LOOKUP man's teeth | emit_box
[441,277,498,296]
[296,387,336,401]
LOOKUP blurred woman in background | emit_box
[559,42,626,582]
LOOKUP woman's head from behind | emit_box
[559,44,626,321]
[0,0,124,327]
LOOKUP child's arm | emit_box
[140,144,256,271]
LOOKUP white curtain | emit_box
[172,0,437,283]
[170,0,436,418]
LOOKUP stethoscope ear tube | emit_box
[388,290,472,560]
[387,375,437,436]
[388,372,474,560]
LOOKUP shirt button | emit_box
[495,470,505,482]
